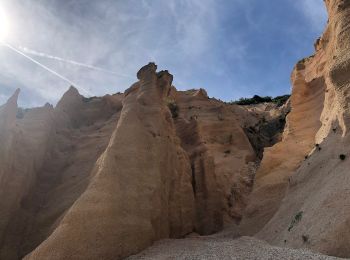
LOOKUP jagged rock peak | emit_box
[135,63,174,98]
[0,88,20,130]
[56,85,82,109]
[1,88,20,116]
[157,70,173,83]
[67,85,80,95]
[137,62,157,80]
[157,69,172,77]
[7,88,20,107]
[157,70,174,97]
[193,88,208,99]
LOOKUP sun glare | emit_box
[0,6,9,43]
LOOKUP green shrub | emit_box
[272,95,291,107]
[302,235,309,243]
[166,99,179,118]
[231,94,290,106]
[232,95,272,105]
[288,211,303,232]
[339,154,346,160]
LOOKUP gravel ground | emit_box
[127,236,342,260]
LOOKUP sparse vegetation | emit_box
[224,150,231,154]
[302,235,309,243]
[288,211,303,232]
[273,95,291,107]
[231,95,272,105]
[315,144,321,151]
[166,99,179,118]
[230,94,290,106]
[185,89,197,94]
[339,154,346,160]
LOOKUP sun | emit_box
[0,6,9,43]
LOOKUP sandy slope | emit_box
[127,236,340,260]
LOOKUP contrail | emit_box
[2,42,91,96]
[19,46,133,79]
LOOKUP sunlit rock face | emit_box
[240,0,350,257]
[0,62,287,259]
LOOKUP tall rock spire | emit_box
[0,88,20,130]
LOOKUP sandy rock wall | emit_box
[0,91,55,260]
[24,63,197,259]
[173,90,257,225]
[0,88,122,260]
[16,92,122,258]
[240,61,326,235]
[0,62,287,259]
[239,0,350,257]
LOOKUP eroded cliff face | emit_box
[0,87,122,260]
[8,3,347,255]
[0,62,288,259]
[0,90,55,260]
[172,89,257,225]
[3,0,347,256]
[25,63,198,260]
[240,0,350,257]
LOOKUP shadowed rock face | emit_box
[0,87,123,260]
[0,62,285,259]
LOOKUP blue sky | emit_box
[0,0,327,107]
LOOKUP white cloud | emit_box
[0,0,227,107]
[1,0,312,107]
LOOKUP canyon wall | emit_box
[240,0,350,257]
[0,87,123,259]
[3,1,348,258]
[0,63,286,259]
